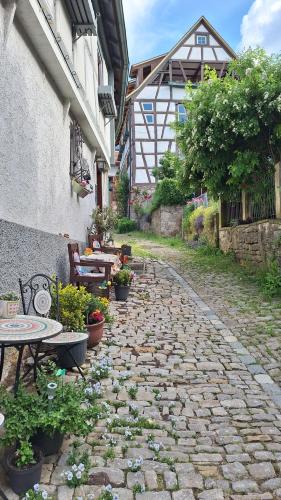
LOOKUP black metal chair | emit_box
[19,273,87,379]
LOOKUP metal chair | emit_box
[19,273,87,379]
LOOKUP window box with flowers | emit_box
[71,178,94,198]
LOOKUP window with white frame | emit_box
[144,114,154,124]
[196,34,208,45]
[177,103,187,123]
[142,102,153,111]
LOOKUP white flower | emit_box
[127,460,133,467]
[33,484,40,492]
[105,484,113,492]
[76,470,82,479]
[42,492,48,500]
[72,464,78,472]
[245,67,252,76]
[113,495,119,500]
[78,463,85,471]
[67,471,73,481]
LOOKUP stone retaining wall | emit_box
[151,205,184,237]
[219,219,281,264]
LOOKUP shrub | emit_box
[52,283,92,331]
[182,204,195,234]
[259,260,281,297]
[116,172,129,217]
[151,178,186,212]
[117,217,137,233]
[184,204,219,246]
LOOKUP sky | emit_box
[122,0,281,64]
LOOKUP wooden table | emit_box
[0,315,62,392]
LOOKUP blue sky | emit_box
[123,0,281,64]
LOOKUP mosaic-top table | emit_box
[0,315,62,392]
[0,315,62,344]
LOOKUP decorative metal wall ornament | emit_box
[70,122,94,197]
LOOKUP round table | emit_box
[0,315,62,392]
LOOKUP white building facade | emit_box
[0,0,128,289]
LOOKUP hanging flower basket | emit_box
[71,178,93,198]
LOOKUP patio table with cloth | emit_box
[0,315,62,393]
[80,252,121,275]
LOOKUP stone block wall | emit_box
[219,219,281,264]
[0,219,85,295]
[151,205,184,237]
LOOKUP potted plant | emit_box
[113,268,135,301]
[89,207,117,241]
[32,370,103,456]
[0,291,20,319]
[85,296,112,347]
[0,386,44,494]
[51,283,91,368]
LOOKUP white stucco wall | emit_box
[0,9,98,241]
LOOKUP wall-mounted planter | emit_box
[71,178,93,198]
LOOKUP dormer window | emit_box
[196,34,208,45]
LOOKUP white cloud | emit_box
[122,0,163,63]
[241,0,281,54]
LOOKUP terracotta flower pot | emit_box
[86,319,105,348]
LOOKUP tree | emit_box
[152,151,183,180]
[174,49,281,199]
[116,171,129,217]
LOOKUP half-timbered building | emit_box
[117,16,236,189]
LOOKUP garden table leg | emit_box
[14,345,24,394]
[0,345,5,381]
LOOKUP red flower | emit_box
[89,310,104,324]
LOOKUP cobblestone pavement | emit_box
[120,237,281,386]
[2,259,281,499]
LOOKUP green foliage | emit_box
[152,151,183,180]
[182,204,195,234]
[127,385,138,400]
[0,291,19,301]
[183,204,219,246]
[54,283,91,331]
[259,260,281,297]
[150,178,186,212]
[113,268,134,286]
[116,171,130,217]
[174,49,281,198]
[116,217,137,233]
[90,207,117,237]
[0,385,42,448]
[86,296,112,323]
[14,440,36,468]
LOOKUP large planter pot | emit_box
[114,284,130,301]
[57,336,88,369]
[31,429,64,456]
[5,446,43,494]
[0,300,19,319]
[121,244,132,257]
[86,319,105,348]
